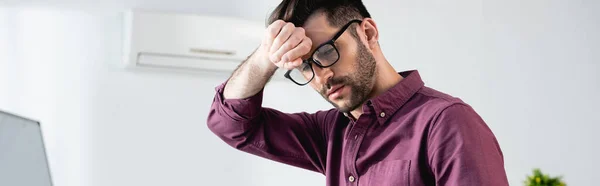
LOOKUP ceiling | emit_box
[0,0,285,22]
[1,0,391,23]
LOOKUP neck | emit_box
[349,57,403,119]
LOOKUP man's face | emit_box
[302,14,377,113]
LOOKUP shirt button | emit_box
[348,175,355,182]
[380,112,386,118]
[354,135,358,140]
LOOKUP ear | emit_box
[359,18,379,49]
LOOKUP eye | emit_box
[322,48,335,55]
[316,44,337,60]
[298,62,311,72]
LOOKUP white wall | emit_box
[371,0,600,185]
[1,6,327,186]
[1,0,599,186]
[0,7,90,186]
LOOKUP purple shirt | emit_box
[207,70,508,186]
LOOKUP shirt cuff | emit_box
[213,81,264,122]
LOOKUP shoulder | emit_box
[408,86,471,115]
[411,87,492,140]
[406,86,485,131]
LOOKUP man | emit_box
[207,0,509,185]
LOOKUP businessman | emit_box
[207,0,509,185]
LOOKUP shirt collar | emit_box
[343,70,425,125]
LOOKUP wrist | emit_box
[248,47,278,73]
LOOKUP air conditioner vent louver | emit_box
[122,9,286,79]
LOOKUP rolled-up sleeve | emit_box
[427,103,509,186]
[207,82,335,174]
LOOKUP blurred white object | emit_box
[123,9,274,75]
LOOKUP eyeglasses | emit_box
[284,19,363,86]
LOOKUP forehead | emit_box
[302,13,337,47]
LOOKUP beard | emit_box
[319,41,377,113]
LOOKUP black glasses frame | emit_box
[284,19,363,86]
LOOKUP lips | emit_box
[326,85,345,99]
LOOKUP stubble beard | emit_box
[321,41,377,113]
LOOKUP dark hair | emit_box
[267,0,371,28]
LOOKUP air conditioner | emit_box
[122,10,287,79]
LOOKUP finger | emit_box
[271,28,305,63]
[269,23,295,56]
[264,20,286,49]
[280,37,312,64]
[283,58,303,71]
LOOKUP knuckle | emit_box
[278,21,287,29]
[296,27,305,34]
[272,20,285,27]
[268,21,278,28]
[306,37,312,44]
[267,21,285,36]
[283,42,295,50]
[303,46,311,53]
[302,42,312,50]
[303,37,312,46]
[285,23,295,29]
[293,30,305,38]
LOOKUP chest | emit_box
[325,112,432,186]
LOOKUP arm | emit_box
[223,20,310,100]
[208,83,334,173]
[428,103,509,185]
[207,20,329,173]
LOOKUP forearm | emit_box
[223,48,278,99]
[224,20,311,99]
[208,80,333,173]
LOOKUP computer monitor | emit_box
[0,110,54,186]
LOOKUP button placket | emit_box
[347,123,369,185]
[343,121,358,185]
[346,132,359,184]
[344,111,375,185]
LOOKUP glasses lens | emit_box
[313,44,339,67]
[288,62,314,85]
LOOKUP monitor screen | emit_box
[0,110,53,186]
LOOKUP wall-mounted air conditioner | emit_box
[122,10,286,79]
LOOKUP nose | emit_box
[312,64,334,88]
